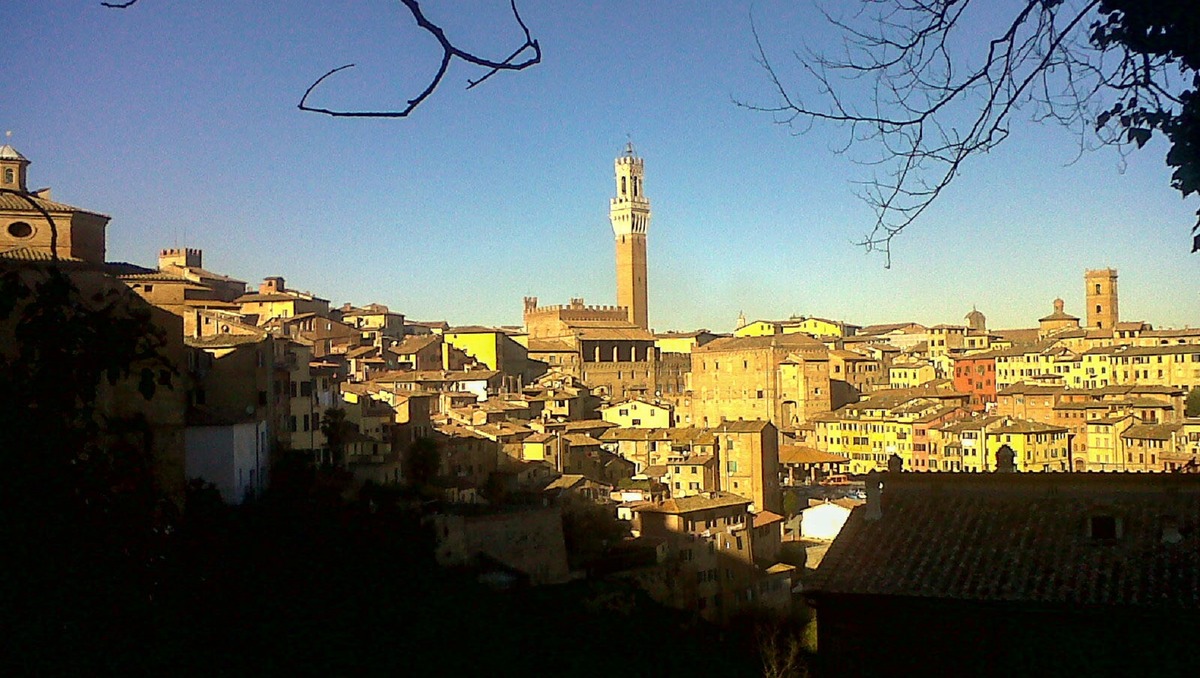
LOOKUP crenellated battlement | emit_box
[159,247,202,269]
[525,301,629,315]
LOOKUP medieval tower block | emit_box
[1085,268,1119,329]
[609,143,651,330]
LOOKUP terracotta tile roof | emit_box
[0,246,87,263]
[641,465,669,478]
[779,445,849,465]
[997,383,1065,396]
[1039,309,1080,322]
[712,419,771,433]
[991,328,1042,345]
[575,327,657,341]
[1122,423,1184,441]
[810,473,1200,609]
[185,333,265,348]
[992,419,1069,435]
[0,191,108,217]
[598,426,715,444]
[543,474,589,491]
[698,333,826,353]
[389,334,440,355]
[562,419,617,432]
[753,510,785,528]
[526,338,575,352]
[858,322,925,335]
[371,369,500,383]
[633,492,753,515]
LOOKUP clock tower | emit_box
[609,143,651,330]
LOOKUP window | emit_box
[6,221,33,238]
[302,414,310,431]
[726,460,738,473]
[3,168,13,184]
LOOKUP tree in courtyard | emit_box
[403,436,442,489]
[320,407,352,467]
[1186,387,1200,417]
[742,0,1200,263]
[782,491,801,518]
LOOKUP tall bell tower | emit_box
[610,143,651,330]
[1085,268,1119,330]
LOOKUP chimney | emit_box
[864,471,883,521]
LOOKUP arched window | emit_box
[620,176,627,196]
[3,168,13,184]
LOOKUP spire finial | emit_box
[624,134,635,157]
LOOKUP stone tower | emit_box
[965,307,986,332]
[0,142,30,192]
[1085,268,1119,329]
[609,143,651,330]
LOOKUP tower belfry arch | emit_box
[609,144,651,330]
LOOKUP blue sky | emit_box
[3,0,1197,331]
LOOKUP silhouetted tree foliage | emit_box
[320,406,352,467]
[1186,387,1200,417]
[783,490,802,518]
[404,436,441,489]
[0,263,178,674]
[742,0,1200,262]
[0,267,768,676]
[560,497,630,570]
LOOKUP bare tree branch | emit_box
[1,188,60,261]
[297,0,541,118]
[738,0,1197,263]
[103,0,542,119]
